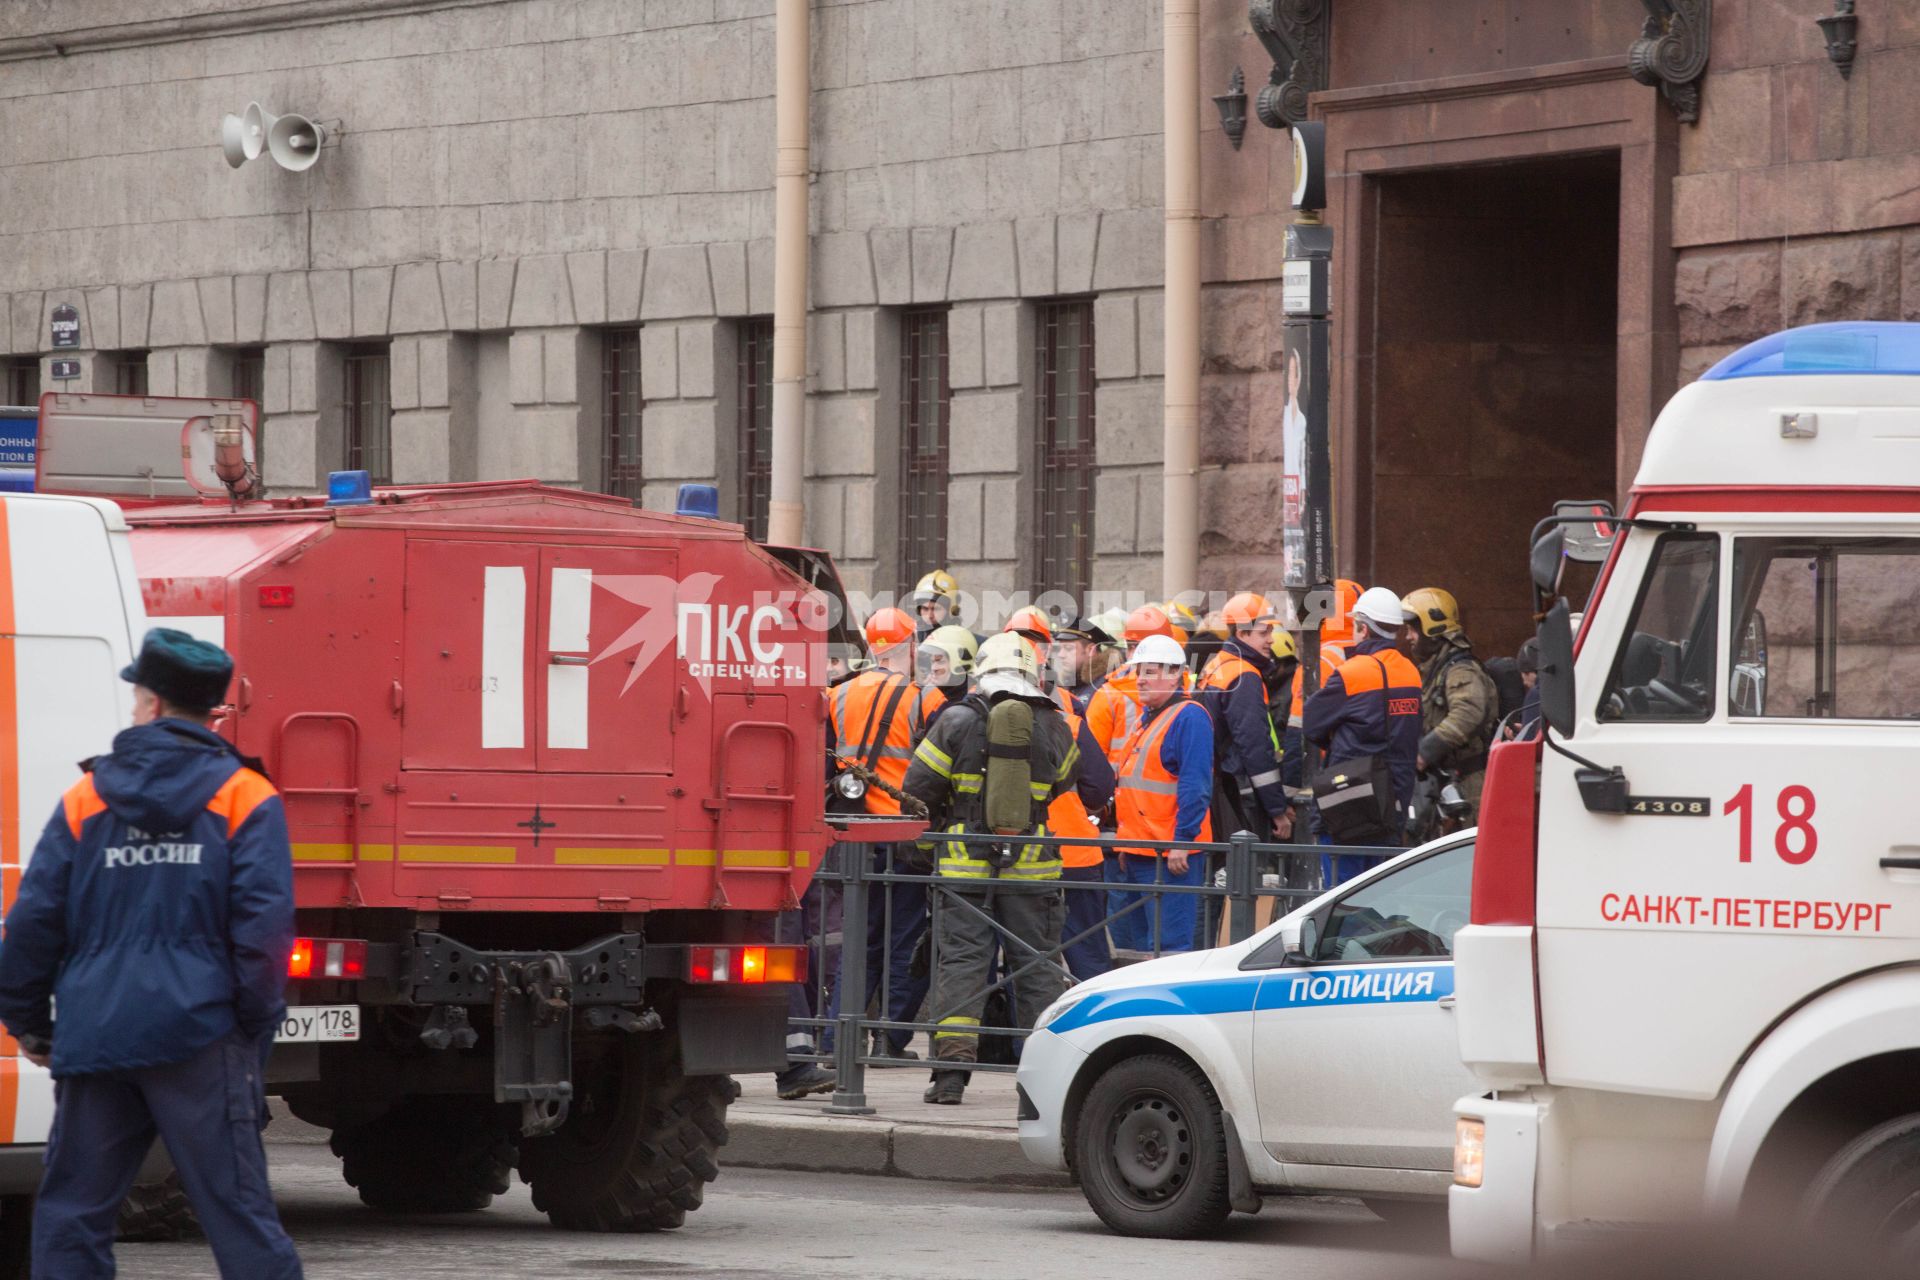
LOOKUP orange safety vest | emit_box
[828,669,937,815]
[1289,640,1350,723]
[1200,652,1261,696]
[1113,697,1213,855]
[1046,686,1102,869]
[1085,670,1143,766]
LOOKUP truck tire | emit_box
[1802,1112,1920,1266]
[116,1175,197,1241]
[519,1036,739,1232]
[1074,1054,1231,1239]
[331,1096,516,1214]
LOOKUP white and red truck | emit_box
[1449,322,1920,1263]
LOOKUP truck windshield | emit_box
[1730,537,1920,719]
[1598,532,1718,722]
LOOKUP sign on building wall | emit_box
[49,304,79,350]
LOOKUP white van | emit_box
[0,494,147,1272]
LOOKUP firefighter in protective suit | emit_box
[1403,587,1500,815]
[904,633,1080,1106]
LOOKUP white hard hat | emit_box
[1129,634,1187,669]
[1351,586,1409,632]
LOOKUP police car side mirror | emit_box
[1280,915,1319,966]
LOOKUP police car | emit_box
[1018,833,1479,1238]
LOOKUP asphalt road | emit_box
[116,1145,1475,1280]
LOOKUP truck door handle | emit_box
[1880,856,1920,870]
[550,654,589,666]
[1437,995,1457,1010]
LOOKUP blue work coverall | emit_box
[0,719,302,1280]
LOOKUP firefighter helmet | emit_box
[1003,605,1053,646]
[1402,587,1462,638]
[1122,604,1176,645]
[863,606,917,655]
[975,631,1041,681]
[1221,592,1280,629]
[920,624,979,677]
[911,569,958,613]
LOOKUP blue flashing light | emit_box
[675,483,720,520]
[327,470,373,507]
[1701,322,1920,380]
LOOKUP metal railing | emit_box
[779,827,1401,1114]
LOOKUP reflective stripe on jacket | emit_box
[828,669,938,815]
[1113,696,1214,855]
[902,693,1079,883]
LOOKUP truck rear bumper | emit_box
[1451,1091,1544,1264]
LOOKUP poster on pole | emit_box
[1280,316,1330,592]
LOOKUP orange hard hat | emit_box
[1122,604,1176,645]
[1322,579,1362,646]
[1003,605,1053,645]
[1221,592,1280,629]
[863,606,916,655]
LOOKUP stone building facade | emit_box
[1,1,1917,645]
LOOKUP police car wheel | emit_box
[1802,1113,1920,1267]
[1074,1055,1231,1239]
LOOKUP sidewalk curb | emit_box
[724,1111,1073,1187]
[267,1100,1072,1188]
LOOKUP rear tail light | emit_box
[288,937,368,980]
[685,945,807,985]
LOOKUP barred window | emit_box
[105,350,149,397]
[343,343,392,485]
[600,327,643,501]
[3,358,38,407]
[1034,300,1096,600]
[230,346,267,479]
[899,308,950,587]
[736,317,774,541]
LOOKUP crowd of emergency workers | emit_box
[776,570,1543,1104]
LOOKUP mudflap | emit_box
[678,990,792,1076]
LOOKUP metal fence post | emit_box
[823,842,875,1115]
[1226,829,1257,944]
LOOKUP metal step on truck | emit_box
[1450,323,1920,1267]
[5,392,854,1239]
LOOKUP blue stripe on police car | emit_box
[1045,963,1452,1035]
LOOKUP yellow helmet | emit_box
[974,631,1040,682]
[1403,587,1462,638]
[912,569,958,613]
[1269,628,1298,662]
[920,624,979,678]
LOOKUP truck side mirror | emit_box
[1530,526,1567,614]
[1537,600,1577,739]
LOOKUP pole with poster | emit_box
[1281,121,1333,885]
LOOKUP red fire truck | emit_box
[32,393,850,1231]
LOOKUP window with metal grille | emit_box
[230,346,267,479]
[1034,300,1096,600]
[736,318,774,541]
[105,351,149,397]
[600,327,643,501]
[899,308,951,588]
[3,358,38,407]
[342,343,392,484]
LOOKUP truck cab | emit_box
[1450,323,1920,1263]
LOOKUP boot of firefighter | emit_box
[923,1068,968,1105]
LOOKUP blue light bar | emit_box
[1701,322,1920,380]
[327,470,373,507]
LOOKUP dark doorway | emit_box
[1362,152,1620,661]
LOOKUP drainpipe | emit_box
[1161,0,1201,599]
[767,0,809,547]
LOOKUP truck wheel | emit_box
[519,1036,739,1232]
[1074,1054,1231,1239]
[331,1097,516,1213]
[1802,1113,1920,1265]
[116,1175,198,1241]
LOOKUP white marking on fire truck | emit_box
[547,567,592,750]
[481,566,525,749]
[677,603,805,682]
